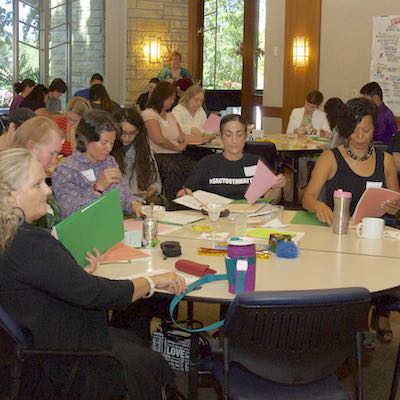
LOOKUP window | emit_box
[0,0,104,110]
[255,0,265,93]
[202,0,244,90]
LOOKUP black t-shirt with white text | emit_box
[185,153,259,199]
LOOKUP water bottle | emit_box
[225,238,256,294]
[332,189,352,234]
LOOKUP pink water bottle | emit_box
[332,189,352,234]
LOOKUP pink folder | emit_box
[245,160,277,205]
[99,242,149,264]
[202,113,221,133]
[352,187,400,224]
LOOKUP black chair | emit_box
[207,287,370,400]
[244,141,278,173]
[0,304,125,399]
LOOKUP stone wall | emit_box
[49,0,105,96]
[70,0,105,95]
[126,0,189,106]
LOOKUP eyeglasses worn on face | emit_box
[121,130,139,137]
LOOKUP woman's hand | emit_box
[319,129,331,138]
[131,201,142,217]
[315,201,334,225]
[84,248,101,274]
[176,187,193,197]
[190,127,202,137]
[382,199,400,216]
[96,168,122,191]
[272,174,286,189]
[152,272,187,295]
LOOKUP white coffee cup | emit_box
[356,217,385,239]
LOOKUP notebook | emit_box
[352,187,400,224]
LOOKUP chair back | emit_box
[244,141,278,172]
[0,305,30,350]
[223,287,370,384]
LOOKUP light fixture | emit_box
[292,36,309,67]
[143,38,161,63]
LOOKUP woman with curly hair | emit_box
[111,108,163,204]
[303,97,399,224]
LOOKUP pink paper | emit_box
[99,242,149,264]
[202,113,221,133]
[245,160,277,205]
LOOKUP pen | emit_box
[182,186,188,195]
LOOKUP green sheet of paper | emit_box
[231,198,272,204]
[290,211,327,226]
[246,228,296,239]
[54,189,124,266]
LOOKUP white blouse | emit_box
[172,104,207,135]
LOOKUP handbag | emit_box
[151,320,206,372]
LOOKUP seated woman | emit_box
[172,84,215,144]
[20,84,49,117]
[111,108,163,204]
[177,114,285,202]
[303,97,400,343]
[136,77,160,111]
[286,90,331,136]
[8,78,35,116]
[0,148,185,399]
[90,84,120,114]
[324,97,345,149]
[303,97,399,224]
[52,110,142,218]
[142,81,194,206]
[8,116,64,228]
[157,50,193,82]
[0,107,35,151]
[54,96,92,156]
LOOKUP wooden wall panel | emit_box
[187,0,204,83]
[282,0,321,132]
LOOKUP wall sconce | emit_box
[292,36,309,67]
[143,38,161,63]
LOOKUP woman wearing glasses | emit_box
[111,108,163,204]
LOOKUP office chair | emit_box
[207,287,370,400]
[0,304,126,400]
[244,141,278,173]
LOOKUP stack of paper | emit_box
[173,190,233,211]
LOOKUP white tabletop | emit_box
[95,236,400,300]
[156,209,400,259]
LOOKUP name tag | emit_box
[366,181,383,189]
[243,165,257,177]
[81,169,96,182]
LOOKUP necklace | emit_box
[344,141,374,161]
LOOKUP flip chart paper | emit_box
[245,160,277,205]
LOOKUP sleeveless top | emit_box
[325,148,386,215]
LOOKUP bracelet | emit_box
[93,183,104,194]
[142,276,155,298]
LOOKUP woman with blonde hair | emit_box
[172,84,214,144]
[54,96,92,156]
[0,148,185,399]
[157,50,193,82]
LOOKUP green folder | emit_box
[231,198,272,204]
[290,211,328,226]
[54,189,124,267]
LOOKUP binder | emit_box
[54,189,124,267]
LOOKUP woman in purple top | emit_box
[8,79,35,116]
[52,110,143,218]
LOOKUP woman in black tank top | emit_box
[303,98,400,343]
[303,98,399,225]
